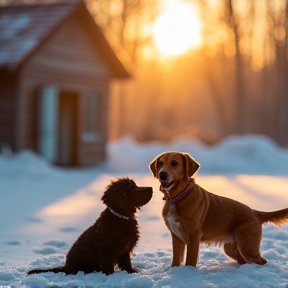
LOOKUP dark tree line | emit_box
[197,0,288,146]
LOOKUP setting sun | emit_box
[153,1,202,57]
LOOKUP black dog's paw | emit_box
[127,267,138,273]
[103,270,114,275]
[101,266,114,275]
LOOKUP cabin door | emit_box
[39,88,78,165]
[58,91,78,166]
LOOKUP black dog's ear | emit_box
[101,191,109,205]
[149,157,158,177]
[101,185,119,209]
[182,153,200,178]
[101,181,115,206]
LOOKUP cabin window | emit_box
[83,91,101,142]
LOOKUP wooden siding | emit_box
[26,13,111,79]
[0,70,17,149]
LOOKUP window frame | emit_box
[82,91,102,143]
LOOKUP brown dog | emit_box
[150,151,288,267]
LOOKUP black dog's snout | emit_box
[144,187,153,196]
[159,171,169,181]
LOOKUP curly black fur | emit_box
[27,178,153,275]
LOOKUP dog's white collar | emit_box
[108,207,130,220]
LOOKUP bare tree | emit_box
[223,0,246,134]
[264,0,288,146]
[196,0,248,136]
[85,0,158,63]
[195,0,288,145]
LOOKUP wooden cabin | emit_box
[0,0,129,166]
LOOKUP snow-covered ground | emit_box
[0,135,288,288]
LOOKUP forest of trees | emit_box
[1,0,287,146]
[87,0,288,147]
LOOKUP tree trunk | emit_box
[228,0,246,134]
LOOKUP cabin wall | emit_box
[27,13,110,79]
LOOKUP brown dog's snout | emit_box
[159,171,169,181]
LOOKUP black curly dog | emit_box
[27,178,153,275]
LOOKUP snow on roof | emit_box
[0,1,79,69]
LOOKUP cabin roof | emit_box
[0,0,130,78]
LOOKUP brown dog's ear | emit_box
[183,153,200,178]
[149,157,158,177]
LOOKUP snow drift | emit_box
[0,135,288,288]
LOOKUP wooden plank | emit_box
[27,16,110,79]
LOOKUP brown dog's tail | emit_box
[255,208,288,225]
[27,266,66,275]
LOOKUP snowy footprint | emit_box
[33,240,68,255]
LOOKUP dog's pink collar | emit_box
[163,182,194,204]
[108,207,130,220]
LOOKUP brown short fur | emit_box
[27,178,153,275]
[150,152,288,267]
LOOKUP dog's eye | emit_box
[157,161,163,168]
[171,160,179,167]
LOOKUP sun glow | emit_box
[153,1,202,57]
